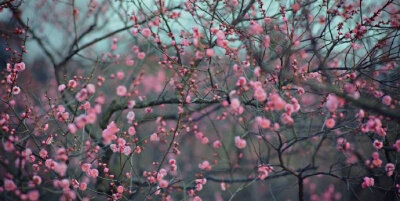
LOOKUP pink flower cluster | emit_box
[365,152,382,168]
[230,98,244,114]
[361,177,374,188]
[110,138,132,156]
[256,116,271,129]
[258,164,274,180]
[81,163,99,178]
[198,160,212,171]
[102,121,120,145]
[75,84,96,102]
[360,116,386,136]
[45,159,68,177]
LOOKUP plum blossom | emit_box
[254,87,267,102]
[382,95,392,106]
[54,162,68,177]
[198,160,212,171]
[213,140,222,149]
[206,48,214,57]
[385,163,395,176]
[325,118,336,128]
[280,113,294,125]
[116,85,127,96]
[4,179,17,191]
[127,111,135,121]
[258,164,274,180]
[142,28,152,38]
[33,175,42,185]
[393,139,400,152]
[326,94,342,112]
[373,140,383,150]
[361,177,374,188]
[235,136,247,149]
[117,185,124,193]
[268,93,286,111]
[14,62,26,71]
[87,168,99,178]
[102,121,120,145]
[12,86,21,95]
[28,190,39,201]
[256,116,271,129]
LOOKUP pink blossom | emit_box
[14,62,26,71]
[116,71,125,80]
[58,84,66,92]
[385,163,395,176]
[256,116,271,129]
[249,21,263,35]
[280,113,294,125]
[185,95,192,103]
[258,165,273,180]
[39,149,48,159]
[122,146,131,155]
[117,185,124,193]
[216,30,225,39]
[268,93,286,111]
[4,179,17,191]
[201,137,209,144]
[221,182,226,191]
[150,133,160,142]
[361,177,374,188]
[142,28,152,38]
[102,121,120,145]
[326,94,339,112]
[128,100,136,108]
[292,3,300,12]
[4,141,14,152]
[213,140,222,149]
[325,118,335,128]
[86,84,96,94]
[230,98,241,110]
[75,88,88,102]
[81,163,91,172]
[382,95,392,106]
[79,182,87,191]
[33,175,42,185]
[206,48,214,57]
[68,123,77,134]
[284,104,294,115]
[193,196,202,201]
[116,85,127,96]
[28,190,39,201]
[68,80,78,88]
[235,136,247,149]
[373,140,383,150]
[198,160,212,171]
[12,86,21,95]
[236,77,247,87]
[54,162,68,177]
[254,87,267,102]
[195,51,203,59]
[87,168,99,178]
[137,52,146,60]
[128,126,136,135]
[127,111,135,121]
[393,139,400,152]
[159,179,169,188]
[125,59,134,66]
